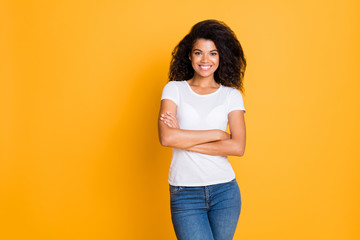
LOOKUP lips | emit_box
[199,65,212,70]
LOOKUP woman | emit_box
[158,19,247,240]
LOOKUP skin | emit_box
[187,38,220,90]
[158,38,246,156]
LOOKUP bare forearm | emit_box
[184,139,244,157]
[161,126,226,149]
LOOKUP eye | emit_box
[194,52,201,55]
[210,52,217,56]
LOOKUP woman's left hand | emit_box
[160,112,179,129]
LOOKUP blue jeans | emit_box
[169,178,241,240]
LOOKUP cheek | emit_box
[211,55,219,63]
[212,59,220,71]
[190,56,198,64]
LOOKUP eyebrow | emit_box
[193,49,218,52]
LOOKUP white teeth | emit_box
[200,65,211,70]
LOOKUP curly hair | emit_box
[168,19,247,93]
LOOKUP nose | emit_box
[200,53,209,63]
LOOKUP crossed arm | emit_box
[158,99,246,157]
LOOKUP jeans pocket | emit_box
[169,185,183,194]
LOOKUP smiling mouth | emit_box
[199,65,212,70]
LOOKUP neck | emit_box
[189,74,218,87]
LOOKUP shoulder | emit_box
[220,85,237,91]
[163,80,185,88]
[221,85,241,96]
[166,80,185,85]
[222,86,245,110]
[229,87,243,97]
[161,81,184,98]
[162,80,177,90]
[163,80,187,92]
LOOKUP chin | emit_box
[198,72,215,78]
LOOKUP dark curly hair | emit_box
[168,19,247,93]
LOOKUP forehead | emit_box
[192,38,217,50]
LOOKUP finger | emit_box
[166,112,176,119]
[160,114,171,120]
[165,113,179,128]
[166,118,176,127]
[164,120,175,128]
[165,112,178,124]
[160,115,173,123]
[161,113,173,120]
[160,117,175,128]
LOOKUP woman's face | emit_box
[189,38,219,79]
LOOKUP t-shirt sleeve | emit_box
[160,81,179,106]
[227,88,246,114]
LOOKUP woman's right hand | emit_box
[160,112,179,129]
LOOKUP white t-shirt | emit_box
[161,80,246,186]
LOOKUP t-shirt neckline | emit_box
[184,80,222,97]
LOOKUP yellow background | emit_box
[1,0,359,239]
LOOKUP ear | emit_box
[188,53,191,61]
